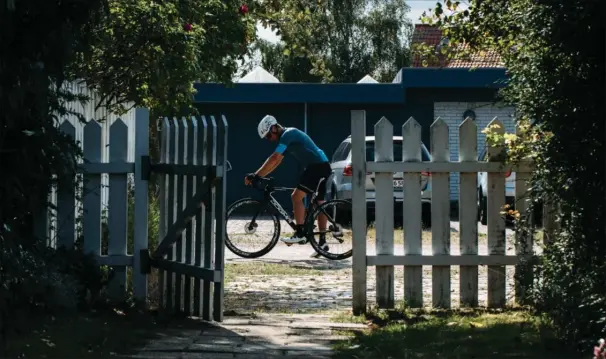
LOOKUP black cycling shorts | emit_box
[297,162,332,200]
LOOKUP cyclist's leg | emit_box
[280,168,312,244]
[280,188,308,244]
[291,188,307,227]
[314,163,332,231]
[309,164,332,247]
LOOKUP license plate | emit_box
[393,179,403,188]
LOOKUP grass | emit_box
[330,308,580,359]
[3,306,202,358]
[224,261,326,284]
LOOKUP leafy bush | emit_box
[420,0,605,350]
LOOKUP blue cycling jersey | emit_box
[274,127,329,167]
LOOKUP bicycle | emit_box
[224,175,353,260]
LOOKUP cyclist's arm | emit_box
[254,132,292,177]
[254,151,283,177]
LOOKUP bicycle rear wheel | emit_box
[305,199,353,260]
[225,198,280,258]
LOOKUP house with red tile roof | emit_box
[410,24,504,68]
[403,24,513,202]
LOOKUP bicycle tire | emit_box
[225,198,281,258]
[305,199,353,260]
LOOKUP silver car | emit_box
[327,135,432,227]
[477,147,516,225]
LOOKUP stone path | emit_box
[124,314,366,359]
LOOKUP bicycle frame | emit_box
[249,177,335,233]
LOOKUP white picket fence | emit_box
[35,108,150,301]
[350,110,556,313]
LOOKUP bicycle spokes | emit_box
[308,200,353,259]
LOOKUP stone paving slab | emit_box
[125,314,362,359]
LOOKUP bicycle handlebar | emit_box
[247,175,274,191]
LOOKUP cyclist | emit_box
[245,114,331,256]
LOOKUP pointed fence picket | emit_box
[351,110,548,314]
[459,118,479,307]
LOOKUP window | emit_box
[331,142,350,163]
[365,141,431,162]
[479,148,487,161]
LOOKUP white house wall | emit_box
[433,102,516,201]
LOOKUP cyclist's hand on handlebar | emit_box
[244,173,258,186]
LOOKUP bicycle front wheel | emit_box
[225,198,281,258]
[305,199,353,260]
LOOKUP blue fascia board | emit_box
[399,67,508,89]
[192,67,508,104]
[193,82,405,104]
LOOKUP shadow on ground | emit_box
[125,313,363,359]
[7,308,361,358]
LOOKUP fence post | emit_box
[202,116,217,321]
[183,117,195,315]
[83,121,102,260]
[486,118,506,308]
[213,115,228,322]
[402,117,423,307]
[514,146,532,304]
[158,118,170,310]
[57,121,77,249]
[458,118,479,307]
[374,117,394,309]
[174,118,187,312]
[133,108,149,302]
[107,119,129,300]
[193,116,206,317]
[430,118,451,308]
[351,110,367,315]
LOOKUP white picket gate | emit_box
[350,110,557,313]
[34,106,229,320]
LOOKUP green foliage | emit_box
[0,0,106,352]
[242,0,413,82]
[70,0,256,116]
[420,0,605,350]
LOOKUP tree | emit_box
[420,0,605,350]
[242,0,413,82]
[0,0,335,350]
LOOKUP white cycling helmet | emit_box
[258,115,278,138]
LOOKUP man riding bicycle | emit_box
[245,115,331,255]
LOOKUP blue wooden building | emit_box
[193,67,509,209]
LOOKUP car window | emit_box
[342,142,352,161]
[331,142,348,163]
[365,142,431,162]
